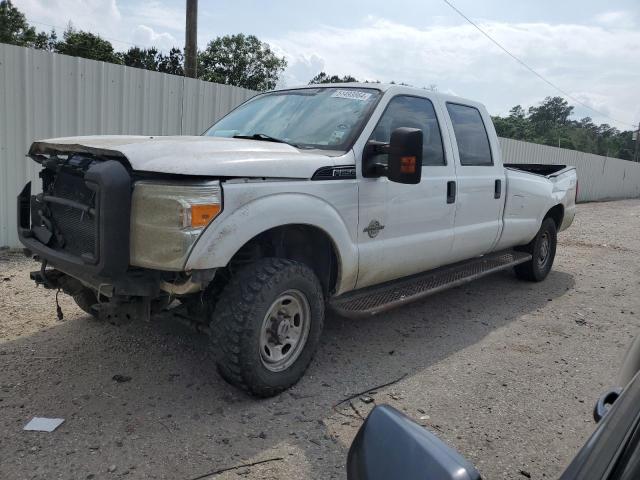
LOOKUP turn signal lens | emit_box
[400,156,416,173]
[188,203,221,228]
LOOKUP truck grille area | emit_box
[19,153,132,277]
[44,170,97,259]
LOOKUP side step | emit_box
[329,250,532,318]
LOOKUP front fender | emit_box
[184,190,358,294]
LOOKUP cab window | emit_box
[368,95,445,166]
[446,103,493,166]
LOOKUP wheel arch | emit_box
[225,224,341,297]
[544,204,564,230]
[184,193,358,294]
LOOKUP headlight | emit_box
[130,180,222,269]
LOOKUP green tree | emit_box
[116,46,183,75]
[528,96,574,125]
[33,29,57,51]
[119,46,159,70]
[493,97,635,160]
[158,47,184,76]
[527,96,574,142]
[198,34,287,91]
[309,72,358,84]
[0,0,37,46]
[55,25,121,63]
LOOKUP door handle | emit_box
[447,181,456,204]
[494,179,502,199]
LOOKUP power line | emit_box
[441,0,636,129]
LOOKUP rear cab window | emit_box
[446,103,493,166]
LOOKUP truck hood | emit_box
[29,135,346,179]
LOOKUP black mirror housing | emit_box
[362,128,423,183]
[593,387,622,422]
[388,127,422,184]
[347,405,481,480]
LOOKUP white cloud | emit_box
[131,25,178,51]
[122,1,185,32]
[594,11,637,29]
[269,17,640,129]
[19,0,180,51]
[19,0,121,35]
[572,92,612,118]
[278,53,325,87]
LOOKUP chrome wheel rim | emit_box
[538,232,550,267]
[259,289,311,372]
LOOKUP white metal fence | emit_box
[1,44,639,247]
[0,43,254,247]
[499,138,640,203]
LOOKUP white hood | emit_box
[29,135,347,179]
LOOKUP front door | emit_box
[356,94,457,289]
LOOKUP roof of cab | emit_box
[270,82,482,110]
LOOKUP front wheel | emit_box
[210,258,324,397]
[514,217,558,282]
[72,287,98,317]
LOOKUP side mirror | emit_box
[363,127,423,184]
[347,405,481,480]
[593,387,622,422]
[593,336,640,422]
[388,127,422,184]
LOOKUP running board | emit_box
[330,250,532,318]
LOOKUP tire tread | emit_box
[211,257,324,397]
[515,217,557,282]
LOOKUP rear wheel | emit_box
[514,217,557,282]
[211,258,324,397]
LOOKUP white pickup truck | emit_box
[18,84,577,396]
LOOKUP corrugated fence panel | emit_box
[0,44,254,247]
[499,138,640,203]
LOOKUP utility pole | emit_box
[634,123,640,163]
[184,0,198,78]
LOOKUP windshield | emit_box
[204,87,381,150]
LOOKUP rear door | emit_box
[444,102,505,261]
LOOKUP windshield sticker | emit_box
[331,90,373,101]
[328,130,347,144]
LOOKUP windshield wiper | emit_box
[233,133,300,148]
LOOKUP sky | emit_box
[15,0,640,130]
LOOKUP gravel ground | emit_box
[1,199,639,480]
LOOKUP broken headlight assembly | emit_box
[129,180,222,270]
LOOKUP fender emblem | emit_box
[363,220,385,238]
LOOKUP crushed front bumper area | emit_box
[30,261,163,323]
[28,258,215,323]
[30,262,161,298]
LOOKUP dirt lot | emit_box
[1,199,639,480]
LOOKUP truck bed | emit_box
[504,163,568,177]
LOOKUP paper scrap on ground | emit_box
[23,417,65,432]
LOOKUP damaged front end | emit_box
[17,147,218,323]
[17,151,159,322]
